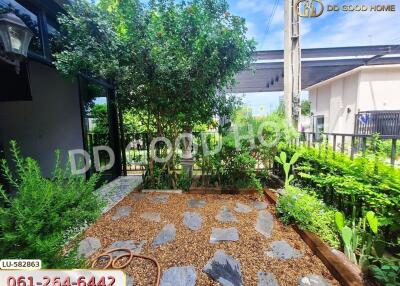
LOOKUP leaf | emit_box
[288,174,294,182]
[279,151,287,164]
[274,156,282,164]
[335,212,345,231]
[341,226,353,246]
[366,211,378,234]
[289,152,300,165]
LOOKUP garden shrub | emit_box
[0,141,104,268]
[276,186,340,248]
[281,144,400,247]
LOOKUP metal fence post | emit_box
[333,135,336,152]
[341,135,345,153]
[350,136,355,159]
[391,138,397,166]
[362,137,367,157]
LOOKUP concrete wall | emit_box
[0,61,84,176]
[357,66,400,111]
[308,65,400,134]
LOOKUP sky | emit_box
[225,0,400,115]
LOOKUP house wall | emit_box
[308,66,400,134]
[0,61,84,176]
[357,67,400,111]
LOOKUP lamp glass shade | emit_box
[0,13,33,57]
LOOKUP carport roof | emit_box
[229,45,400,93]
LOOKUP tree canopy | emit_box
[55,0,255,136]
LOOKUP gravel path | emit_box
[80,192,338,285]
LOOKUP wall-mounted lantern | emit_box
[0,12,33,74]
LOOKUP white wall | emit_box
[0,61,84,176]
[308,65,400,134]
[357,67,400,111]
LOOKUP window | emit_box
[0,0,43,55]
[46,16,62,56]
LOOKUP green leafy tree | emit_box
[55,0,255,187]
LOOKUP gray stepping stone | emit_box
[203,250,244,286]
[216,207,237,223]
[152,224,176,248]
[234,202,252,213]
[252,201,268,210]
[265,241,303,260]
[108,240,146,257]
[255,210,274,237]
[188,199,207,208]
[160,266,197,286]
[126,274,134,286]
[183,212,203,231]
[111,206,133,220]
[258,271,279,286]
[149,194,169,204]
[131,193,146,201]
[77,237,101,258]
[299,275,330,286]
[210,227,239,243]
[141,212,161,222]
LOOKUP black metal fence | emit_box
[296,132,399,166]
[355,110,400,136]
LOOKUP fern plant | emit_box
[0,141,104,268]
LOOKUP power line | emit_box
[260,0,280,47]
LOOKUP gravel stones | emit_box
[252,201,268,210]
[258,271,279,286]
[141,212,161,223]
[183,212,203,231]
[255,210,274,237]
[160,266,197,286]
[108,240,146,257]
[299,275,331,286]
[77,237,101,258]
[149,194,169,204]
[216,207,237,223]
[265,241,303,259]
[234,202,252,213]
[152,224,176,248]
[210,227,240,243]
[203,250,244,286]
[188,199,207,208]
[111,206,133,221]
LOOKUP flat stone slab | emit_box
[108,240,146,257]
[160,266,197,286]
[203,250,244,286]
[152,224,176,248]
[142,189,182,194]
[131,193,146,201]
[265,241,303,260]
[216,207,237,223]
[111,206,133,220]
[149,194,169,204]
[258,271,279,286]
[252,201,268,210]
[183,212,203,231]
[299,275,330,286]
[210,227,239,243]
[188,199,207,208]
[126,274,134,286]
[234,202,252,213]
[255,210,274,237]
[141,212,161,223]
[77,237,101,258]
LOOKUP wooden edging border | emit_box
[264,189,364,286]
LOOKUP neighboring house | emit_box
[306,64,400,135]
[0,0,122,182]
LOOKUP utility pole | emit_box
[284,0,301,130]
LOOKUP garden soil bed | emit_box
[81,192,339,285]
